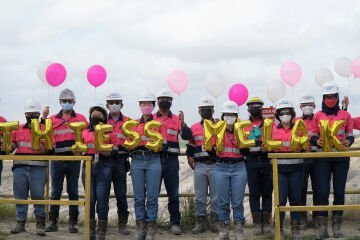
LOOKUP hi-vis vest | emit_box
[108,114,128,154]
[50,110,88,154]
[12,123,50,167]
[218,131,243,159]
[153,112,182,154]
[188,121,216,161]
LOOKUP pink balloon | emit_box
[167,70,188,95]
[87,65,107,87]
[280,61,302,87]
[45,63,67,87]
[228,83,249,106]
[352,56,360,78]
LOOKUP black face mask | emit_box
[159,101,172,110]
[200,109,213,120]
[26,115,40,124]
[90,116,104,127]
[249,107,262,118]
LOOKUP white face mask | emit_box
[224,116,237,125]
[279,114,292,124]
[108,104,121,114]
[302,106,314,116]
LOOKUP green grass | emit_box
[0,204,15,219]
[0,232,9,240]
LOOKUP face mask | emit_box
[200,109,213,120]
[61,103,74,111]
[279,114,292,124]
[324,99,338,108]
[90,116,104,126]
[108,104,121,114]
[223,116,237,125]
[249,107,262,118]
[26,115,40,124]
[140,105,154,115]
[158,101,172,110]
[302,106,314,116]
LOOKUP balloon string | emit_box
[179,94,182,111]
[346,76,354,96]
[94,88,97,104]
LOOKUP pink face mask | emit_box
[140,105,154,115]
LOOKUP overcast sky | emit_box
[1,0,360,125]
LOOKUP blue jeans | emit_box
[314,158,349,217]
[160,155,180,225]
[215,161,247,224]
[82,161,112,220]
[246,156,272,214]
[50,161,81,216]
[277,165,304,222]
[13,166,47,221]
[194,162,217,217]
[111,157,129,219]
[131,153,162,222]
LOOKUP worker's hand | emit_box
[187,157,195,170]
[42,106,50,119]
[179,111,185,127]
[260,143,268,152]
[341,96,349,110]
[341,139,350,148]
[316,138,323,147]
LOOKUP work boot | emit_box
[134,220,146,240]
[252,212,263,235]
[36,215,46,236]
[90,219,96,240]
[234,221,244,240]
[316,216,329,240]
[45,212,58,232]
[209,212,219,233]
[169,224,181,235]
[218,221,230,240]
[68,212,79,233]
[118,214,130,235]
[191,216,206,234]
[291,219,303,240]
[145,221,157,240]
[10,220,26,234]
[332,215,344,238]
[97,220,108,240]
[262,212,272,234]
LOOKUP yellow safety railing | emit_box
[0,155,92,240]
[269,151,360,240]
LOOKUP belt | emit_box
[196,159,216,164]
[131,150,157,157]
[217,159,244,164]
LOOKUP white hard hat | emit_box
[321,82,340,95]
[275,98,294,110]
[24,99,41,113]
[221,101,239,114]
[138,91,156,102]
[157,88,173,99]
[299,94,315,104]
[106,92,123,101]
[89,103,107,115]
[59,88,75,100]
[198,96,215,108]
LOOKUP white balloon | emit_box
[37,60,53,82]
[314,68,334,87]
[334,57,352,78]
[204,74,225,97]
[267,80,286,103]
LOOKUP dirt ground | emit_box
[0,221,360,240]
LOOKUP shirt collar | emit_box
[156,110,172,118]
[140,114,153,124]
[108,112,124,122]
[56,110,76,118]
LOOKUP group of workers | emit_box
[0,80,359,240]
